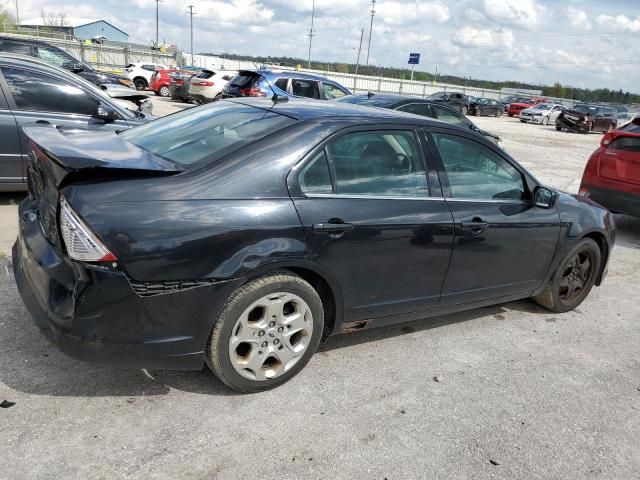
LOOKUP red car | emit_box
[579,118,640,216]
[508,97,547,117]
[150,69,183,97]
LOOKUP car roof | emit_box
[239,69,330,82]
[226,97,457,127]
[340,92,463,108]
[0,52,81,76]
[0,34,62,47]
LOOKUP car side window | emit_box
[142,64,156,71]
[1,67,100,116]
[299,150,333,194]
[327,130,428,197]
[432,133,526,201]
[431,105,470,127]
[609,137,640,152]
[322,82,347,99]
[274,78,289,91]
[291,79,321,99]
[397,103,433,117]
[35,46,74,69]
[1,41,32,55]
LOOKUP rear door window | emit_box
[326,130,428,197]
[1,67,100,116]
[396,103,433,117]
[35,46,75,69]
[291,79,321,99]
[299,150,332,194]
[609,136,640,152]
[431,105,471,127]
[196,70,215,79]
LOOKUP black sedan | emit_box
[426,91,470,114]
[335,93,501,144]
[469,98,503,117]
[13,99,615,392]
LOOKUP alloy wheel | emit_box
[159,86,170,97]
[558,250,595,304]
[228,292,314,381]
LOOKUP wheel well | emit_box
[285,267,337,338]
[582,231,609,285]
[133,76,147,85]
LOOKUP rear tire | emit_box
[542,116,549,125]
[206,272,324,392]
[214,93,222,101]
[461,105,468,115]
[159,85,170,97]
[133,78,147,90]
[532,238,601,313]
[495,109,502,117]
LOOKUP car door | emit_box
[549,105,562,122]
[0,79,24,185]
[427,128,560,305]
[0,66,131,151]
[288,126,454,322]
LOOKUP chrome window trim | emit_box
[0,153,28,157]
[304,193,526,204]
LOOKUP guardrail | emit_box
[186,53,577,106]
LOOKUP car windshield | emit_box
[428,92,448,100]
[532,103,553,110]
[119,102,295,168]
[333,95,395,108]
[573,105,597,114]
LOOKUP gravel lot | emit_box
[1,98,639,479]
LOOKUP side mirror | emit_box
[72,63,85,73]
[533,186,556,209]
[95,104,119,122]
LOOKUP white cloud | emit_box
[595,14,640,32]
[567,7,591,30]
[481,0,545,29]
[377,1,450,26]
[452,27,514,51]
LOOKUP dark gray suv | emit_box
[0,54,153,191]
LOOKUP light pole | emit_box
[307,0,315,69]
[355,27,364,78]
[366,0,375,65]
[187,5,196,66]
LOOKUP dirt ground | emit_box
[1,99,638,479]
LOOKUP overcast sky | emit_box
[14,0,640,92]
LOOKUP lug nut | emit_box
[277,326,284,333]
[261,341,267,348]
[269,321,276,327]
[273,339,280,345]
[258,330,265,337]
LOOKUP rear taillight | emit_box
[239,87,266,97]
[176,79,184,85]
[59,197,117,263]
[195,80,214,86]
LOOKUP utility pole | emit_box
[307,0,315,69]
[187,5,196,66]
[365,0,375,65]
[155,0,161,49]
[355,27,364,78]
[14,0,20,29]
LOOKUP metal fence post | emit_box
[399,80,403,94]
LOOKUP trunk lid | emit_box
[23,126,181,245]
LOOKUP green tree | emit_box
[0,8,15,32]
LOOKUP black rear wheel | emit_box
[532,238,601,313]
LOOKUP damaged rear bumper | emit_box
[13,199,238,370]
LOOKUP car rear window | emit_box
[609,136,640,152]
[119,102,295,168]
[229,74,261,88]
[196,70,215,79]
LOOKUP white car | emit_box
[124,62,167,91]
[188,69,238,104]
[519,103,566,125]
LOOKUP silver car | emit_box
[519,103,566,125]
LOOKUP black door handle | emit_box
[460,217,489,234]
[312,222,354,233]
[35,120,50,125]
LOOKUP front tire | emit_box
[461,105,468,115]
[206,272,324,392]
[542,116,549,125]
[532,238,601,313]
[133,78,147,90]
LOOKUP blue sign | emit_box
[408,53,420,65]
